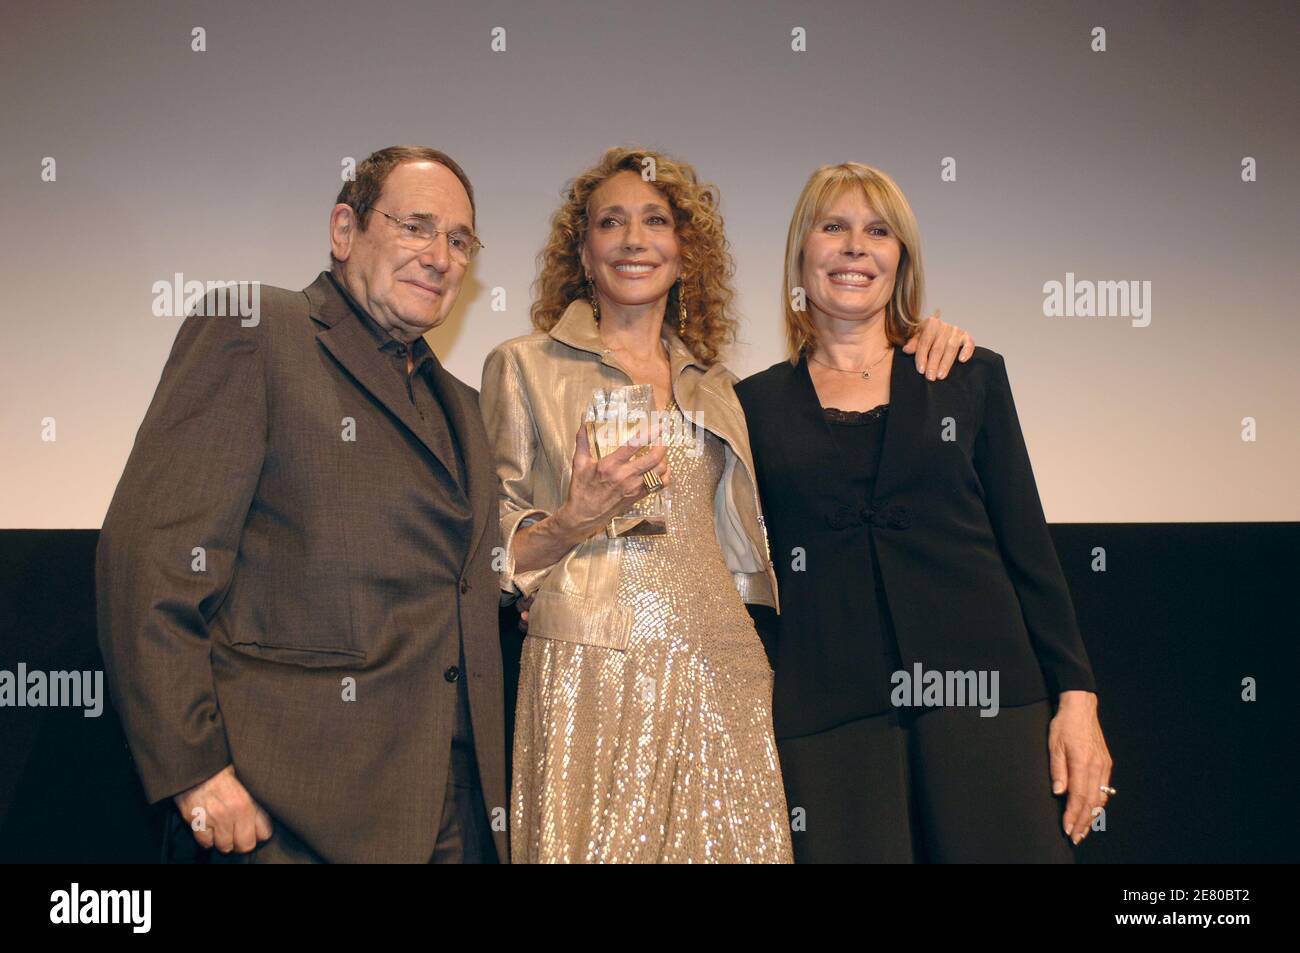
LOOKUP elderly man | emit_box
[97,146,505,863]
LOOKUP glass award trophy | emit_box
[584,383,669,537]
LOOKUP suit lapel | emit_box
[427,359,492,568]
[870,345,927,504]
[307,273,467,503]
[676,372,746,451]
[789,353,858,484]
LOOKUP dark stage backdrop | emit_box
[0,526,1293,863]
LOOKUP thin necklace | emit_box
[601,335,673,412]
[602,339,669,362]
[599,329,670,362]
[809,345,894,380]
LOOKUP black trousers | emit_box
[777,700,1074,863]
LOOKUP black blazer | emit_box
[736,347,1096,739]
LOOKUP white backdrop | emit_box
[2,0,1296,527]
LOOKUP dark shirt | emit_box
[325,272,465,490]
[759,400,903,739]
[824,404,904,676]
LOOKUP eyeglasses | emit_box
[366,206,484,264]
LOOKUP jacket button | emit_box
[444,666,460,682]
[459,578,470,594]
[862,503,913,530]
[826,503,856,531]
[886,504,913,530]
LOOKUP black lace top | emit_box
[822,403,890,425]
[819,403,906,705]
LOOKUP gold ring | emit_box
[642,470,662,491]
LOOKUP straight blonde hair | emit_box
[782,162,926,362]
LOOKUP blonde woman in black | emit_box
[735,163,1115,862]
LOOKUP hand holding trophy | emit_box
[584,383,672,537]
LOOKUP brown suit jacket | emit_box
[96,272,507,862]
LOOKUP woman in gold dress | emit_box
[479,147,791,862]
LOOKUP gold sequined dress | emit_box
[511,403,793,863]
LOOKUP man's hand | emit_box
[901,309,975,380]
[173,763,274,854]
[517,593,536,633]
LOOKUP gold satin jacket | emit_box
[480,298,779,652]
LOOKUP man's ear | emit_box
[330,203,356,263]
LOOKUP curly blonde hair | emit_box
[530,146,737,366]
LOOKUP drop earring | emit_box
[677,278,687,337]
[587,274,600,323]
